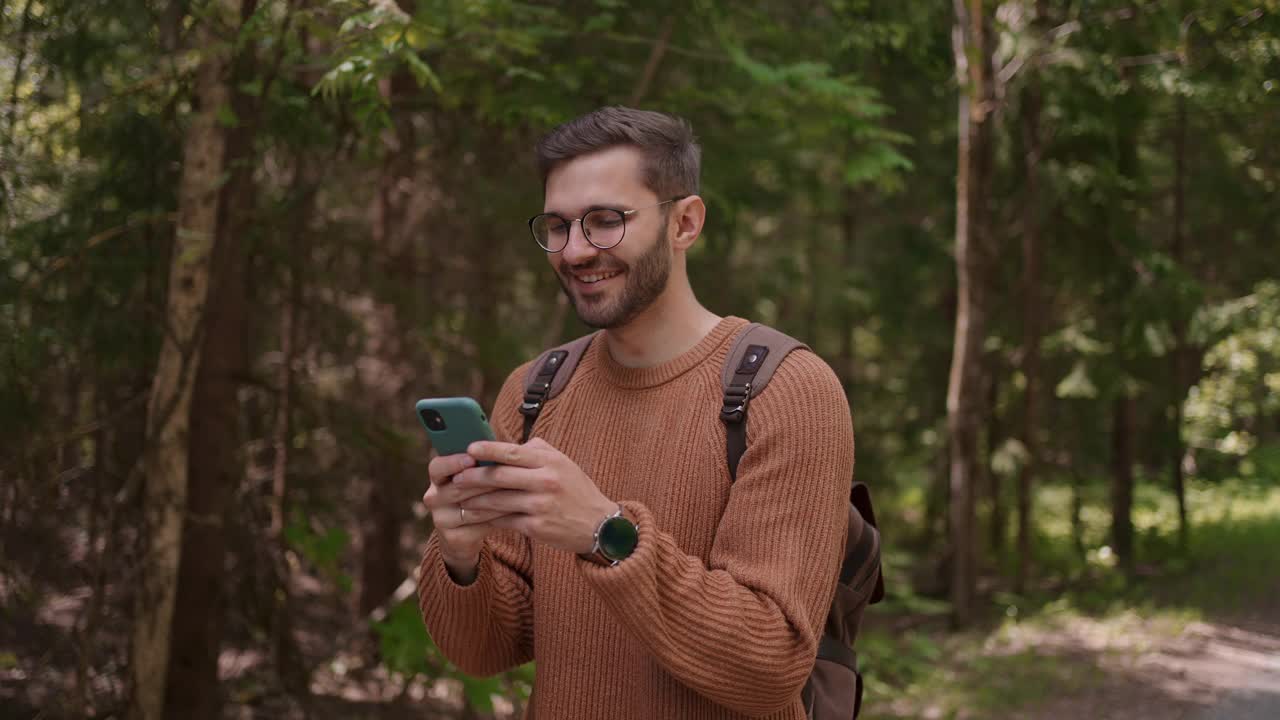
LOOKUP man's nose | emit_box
[561,219,599,265]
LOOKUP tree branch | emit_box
[603,31,726,63]
[23,212,178,292]
[629,16,676,106]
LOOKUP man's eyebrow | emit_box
[544,202,627,216]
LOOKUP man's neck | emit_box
[603,284,721,369]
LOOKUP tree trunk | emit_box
[806,226,822,346]
[1111,394,1136,575]
[360,463,405,616]
[162,23,256,720]
[985,364,1004,562]
[1070,464,1086,562]
[839,189,857,395]
[358,67,418,617]
[925,440,949,551]
[267,150,317,693]
[925,287,958,552]
[1106,55,1144,580]
[1170,92,1190,552]
[162,202,247,719]
[164,3,259,714]
[130,3,239,717]
[947,0,993,629]
[1015,62,1045,594]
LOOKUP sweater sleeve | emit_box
[578,351,854,716]
[416,364,537,677]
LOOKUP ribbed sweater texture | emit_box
[417,316,855,719]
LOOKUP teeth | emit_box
[578,271,620,284]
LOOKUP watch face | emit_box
[598,515,639,561]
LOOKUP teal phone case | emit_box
[415,397,497,462]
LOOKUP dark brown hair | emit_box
[535,106,701,199]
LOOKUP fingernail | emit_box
[461,455,475,468]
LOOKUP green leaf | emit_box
[285,512,350,582]
[216,104,240,128]
[844,145,914,186]
[400,51,443,93]
[461,674,502,712]
[372,601,434,676]
[504,66,546,82]
[1057,361,1099,399]
[583,12,615,33]
[992,438,1030,479]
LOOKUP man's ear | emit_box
[670,195,706,252]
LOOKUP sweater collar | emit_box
[590,316,748,390]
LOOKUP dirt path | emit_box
[1014,613,1280,720]
[1189,620,1280,720]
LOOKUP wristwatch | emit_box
[579,504,640,567]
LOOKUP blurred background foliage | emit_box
[1,0,1278,718]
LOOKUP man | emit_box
[417,106,854,719]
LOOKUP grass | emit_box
[859,622,1111,720]
[859,475,1280,720]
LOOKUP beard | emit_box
[557,224,672,330]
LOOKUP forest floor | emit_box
[863,596,1280,720]
[247,478,1280,720]
[864,480,1280,720]
[3,481,1277,719]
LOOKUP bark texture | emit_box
[947,0,993,628]
[130,2,239,717]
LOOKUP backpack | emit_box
[517,322,885,720]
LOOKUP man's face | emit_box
[542,146,672,330]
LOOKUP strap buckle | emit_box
[719,381,752,423]
[520,380,551,417]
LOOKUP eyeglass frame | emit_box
[528,195,689,253]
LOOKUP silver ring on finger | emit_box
[459,506,466,525]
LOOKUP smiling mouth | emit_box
[572,269,623,284]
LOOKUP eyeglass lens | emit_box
[531,208,626,252]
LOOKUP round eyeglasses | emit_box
[529,196,687,253]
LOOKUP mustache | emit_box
[559,260,626,275]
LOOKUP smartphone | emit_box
[415,397,497,465]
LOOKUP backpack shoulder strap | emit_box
[719,323,808,480]
[848,482,886,603]
[518,331,598,443]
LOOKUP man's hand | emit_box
[422,452,512,582]
[454,437,617,555]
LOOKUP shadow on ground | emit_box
[863,507,1280,720]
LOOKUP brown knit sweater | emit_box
[416,316,854,719]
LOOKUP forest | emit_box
[2,0,1279,718]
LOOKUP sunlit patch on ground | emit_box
[863,481,1280,720]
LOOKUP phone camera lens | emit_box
[421,409,447,431]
